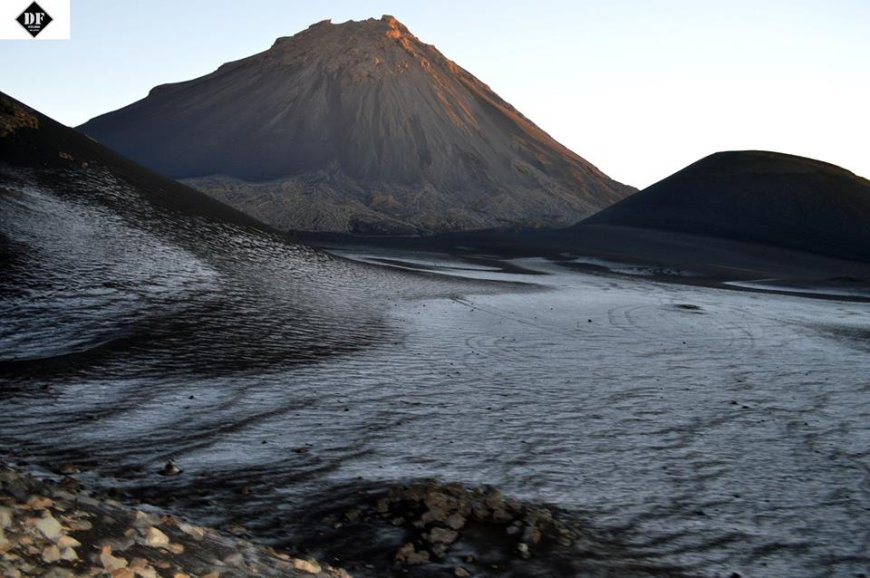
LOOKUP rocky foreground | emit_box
[0,464,349,578]
[324,482,578,572]
[1,464,603,578]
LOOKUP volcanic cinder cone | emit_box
[581,150,870,262]
[78,15,634,235]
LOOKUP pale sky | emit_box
[2,0,868,189]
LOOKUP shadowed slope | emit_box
[1,91,271,230]
[1,89,381,378]
[582,150,870,262]
[78,16,634,234]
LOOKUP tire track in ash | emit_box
[604,298,758,356]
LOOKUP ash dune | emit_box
[78,15,634,235]
[580,150,870,263]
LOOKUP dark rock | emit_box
[158,461,182,476]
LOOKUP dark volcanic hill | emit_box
[77,15,634,235]
[580,150,870,262]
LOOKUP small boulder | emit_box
[426,526,459,545]
[99,545,128,570]
[491,507,512,523]
[41,545,61,563]
[396,543,430,565]
[292,558,322,574]
[445,513,466,530]
[144,526,170,548]
[35,512,63,540]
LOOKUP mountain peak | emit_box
[79,17,634,235]
[271,14,414,46]
[260,14,432,80]
[382,14,410,37]
[271,14,426,58]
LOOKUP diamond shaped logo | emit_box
[16,2,53,38]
